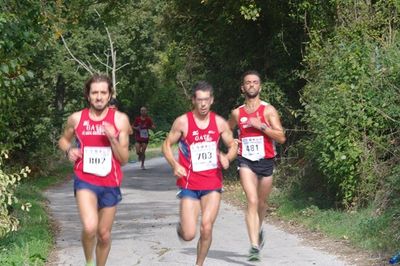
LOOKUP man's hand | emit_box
[173,163,187,178]
[67,148,82,162]
[103,122,117,140]
[248,113,263,130]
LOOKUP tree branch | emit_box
[60,34,94,75]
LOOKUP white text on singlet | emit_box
[190,141,217,172]
[242,136,265,161]
[83,147,112,177]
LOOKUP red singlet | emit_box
[133,116,153,142]
[74,108,123,187]
[238,102,276,160]
[177,111,222,190]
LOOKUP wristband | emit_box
[260,123,267,131]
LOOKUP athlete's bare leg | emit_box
[140,142,148,168]
[96,206,117,266]
[76,190,98,265]
[196,192,221,266]
[179,197,200,241]
[239,167,260,247]
[135,142,143,163]
[135,142,148,169]
[257,176,273,227]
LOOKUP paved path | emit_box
[46,157,350,266]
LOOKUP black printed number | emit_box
[198,152,212,161]
[246,145,259,152]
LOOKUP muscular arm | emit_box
[106,111,130,165]
[162,115,187,177]
[262,105,286,144]
[58,112,82,162]
[228,108,239,130]
[217,115,238,162]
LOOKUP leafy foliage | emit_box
[299,0,400,207]
[0,151,31,238]
[163,0,304,121]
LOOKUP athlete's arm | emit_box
[150,118,156,130]
[262,105,286,144]
[228,108,239,130]
[105,111,130,165]
[162,115,187,177]
[132,118,140,131]
[217,116,238,169]
[58,111,82,162]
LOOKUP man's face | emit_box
[88,81,111,111]
[192,90,213,116]
[241,74,261,99]
[140,107,147,116]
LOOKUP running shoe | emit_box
[248,245,260,261]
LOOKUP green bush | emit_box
[149,130,168,146]
[299,0,400,207]
[0,150,31,238]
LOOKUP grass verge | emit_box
[222,169,394,265]
[269,191,397,255]
[0,162,71,266]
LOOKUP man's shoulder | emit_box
[69,110,84,123]
[213,112,226,122]
[176,112,188,122]
[230,106,241,117]
[262,102,276,111]
[115,110,129,121]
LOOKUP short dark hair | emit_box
[191,81,214,98]
[241,70,262,84]
[84,74,113,100]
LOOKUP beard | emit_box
[244,89,259,99]
[90,102,108,112]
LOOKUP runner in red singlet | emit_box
[58,74,131,266]
[162,81,237,266]
[132,106,155,169]
[229,70,286,261]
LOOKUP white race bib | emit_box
[190,141,218,172]
[242,136,265,161]
[139,129,148,138]
[83,147,112,177]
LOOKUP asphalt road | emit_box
[45,157,350,266]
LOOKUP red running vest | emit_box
[177,111,222,190]
[74,108,123,187]
[133,116,153,142]
[238,102,276,160]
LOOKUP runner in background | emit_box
[132,106,155,169]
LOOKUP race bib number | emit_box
[242,136,265,161]
[139,129,149,138]
[190,141,218,172]
[83,147,112,177]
